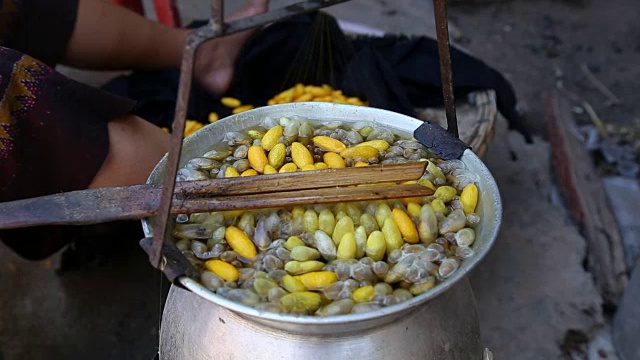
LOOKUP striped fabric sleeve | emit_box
[0,46,135,260]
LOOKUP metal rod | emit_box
[433,0,459,138]
[211,0,224,32]
[148,0,355,270]
[149,33,213,268]
[149,42,195,268]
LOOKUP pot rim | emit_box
[143,102,502,326]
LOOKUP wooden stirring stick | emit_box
[0,163,432,230]
[175,162,427,197]
[172,184,431,213]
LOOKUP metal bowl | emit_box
[143,103,501,358]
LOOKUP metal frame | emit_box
[145,0,353,274]
[433,0,459,138]
[143,0,460,281]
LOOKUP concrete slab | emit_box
[613,263,640,360]
[470,118,605,359]
[0,239,165,360]
[602,177,640,270]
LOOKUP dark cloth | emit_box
[0,48,134,201]
[0,0,137,260]
[103,12,530,141]
[0,0,79,66]
[0,48,135,260]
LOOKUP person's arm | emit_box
[63,0,188,71]
[3,0,267,94]
[65,0,269,94]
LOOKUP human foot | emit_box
[194,0,269,94]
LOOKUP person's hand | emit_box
[194,0,269,95]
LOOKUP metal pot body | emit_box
[143,103,502,360]
[161,278,481,360]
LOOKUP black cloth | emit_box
[103,12,529,140]
[0,0,80,66]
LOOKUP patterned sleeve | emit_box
[0,47,135,260]
[0,0,79,66]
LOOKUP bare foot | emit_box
[194,0,269,94]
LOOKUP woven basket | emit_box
[414,90,497,159]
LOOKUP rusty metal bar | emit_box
[225,0,351,35]
[150,1,225,268]
[433,0,459,138]
[149,41,198,268]
[148,0,355,271]
[211,0,224,32]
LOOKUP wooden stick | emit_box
[558,85,609,139]
[172,184,433,213]
[580,63,622,106]
[0,163,430,230]
[0,184,432,229]
[545,90,628,305]
[0,184,161,229]
[176,162,427,197]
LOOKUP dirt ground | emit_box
[2,0,638,359]
[448,0,640,136]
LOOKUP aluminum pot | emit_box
[142,103,502,360]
